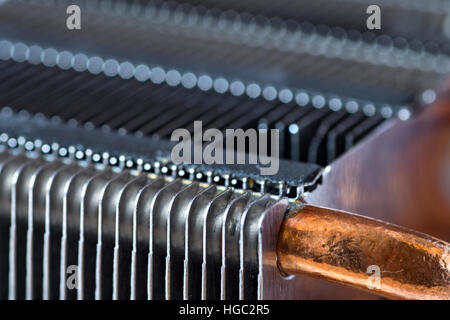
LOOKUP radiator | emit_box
[0,0,449,300]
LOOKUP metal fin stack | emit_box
[0,149,291,300]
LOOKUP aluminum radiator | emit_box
[0,149,291,300]
[0,0,449,300]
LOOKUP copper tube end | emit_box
[277,205,450,300]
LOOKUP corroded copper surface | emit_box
[277,205,450,300]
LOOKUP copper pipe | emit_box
[277,205,450,300]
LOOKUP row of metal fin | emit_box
[0,60,385,166]
[2,0,441,104]
[0,149,281,300]
[113,0,448,46]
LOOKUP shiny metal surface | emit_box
[0,148,449,300]
[0,0,449,301]
[277,205,450,300]
[0,149,287,300]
